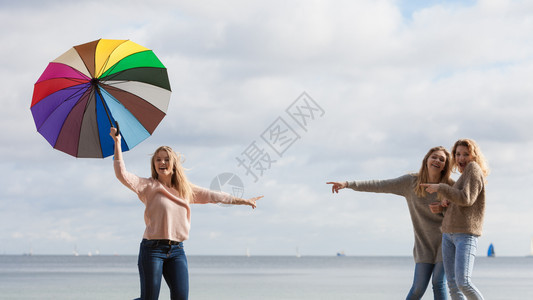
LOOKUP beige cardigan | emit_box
[438,162,486,236]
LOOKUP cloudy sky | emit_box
[1,0,533,257]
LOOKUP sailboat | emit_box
[529,238,533,257]
[487,243,495,257]
[296,247,301,258]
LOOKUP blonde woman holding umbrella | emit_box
[110,127,263,300]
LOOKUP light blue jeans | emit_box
[442,233,484,300]
[406,262,447,300]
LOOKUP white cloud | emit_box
[1,0,532,256]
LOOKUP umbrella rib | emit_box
[100,79,128,86]
[97,40,129,78]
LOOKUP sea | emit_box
[0,255,532,300]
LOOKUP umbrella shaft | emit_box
[95,85,113,126]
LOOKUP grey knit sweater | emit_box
[438,162,486,236]
[347,175,444,264]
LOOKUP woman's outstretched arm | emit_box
[192,185,263,209]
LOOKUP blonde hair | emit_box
[151,146,194,202]
[414,146,453,198]
[451,139,490,178]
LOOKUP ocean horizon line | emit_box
[2,253,532,258]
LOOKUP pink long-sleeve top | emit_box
[114,159,233,242]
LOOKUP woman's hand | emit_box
[326,181,347,193]
[238,196,263,209]
[420,183,439,194]
[109,127,122,160]
[109,127,120,142]
[429,201,444,214]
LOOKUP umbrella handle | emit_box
[114,121,120,136]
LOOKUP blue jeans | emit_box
[442,233,484,300]
[406,262,447,300]
[137,239,189,300]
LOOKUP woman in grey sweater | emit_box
[422,139,489,300]
[327,146,454,300]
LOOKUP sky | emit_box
[1,0,533,257]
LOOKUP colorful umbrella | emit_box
[30,39,171,158]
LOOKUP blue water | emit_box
[0,255,532,299]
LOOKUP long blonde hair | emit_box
[414,146,453,198]
[451,138,490,178]
[151,146,194,202]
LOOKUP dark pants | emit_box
[137,239,189,300]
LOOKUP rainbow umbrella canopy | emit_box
[30,39,171,158]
